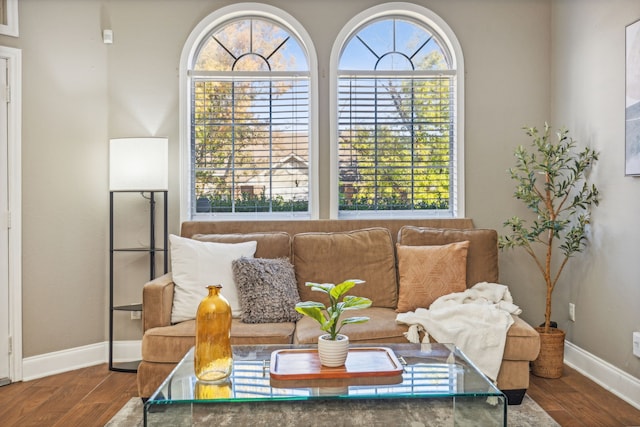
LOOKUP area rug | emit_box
[105,395,559,426]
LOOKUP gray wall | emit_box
[7,0,636,382]
[12,0,110,355]
[548,0,640,376]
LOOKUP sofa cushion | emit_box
[395,241,470,312]
[169,234,257,322]
[193,232,291,260]
[232,257,302,323]
[137,361,176,399]
[504,315,541,361]
[230,319,296,345]
[293,307,409,344]
[496,360,531,391]
[141,320,198,363]
[142,318,296,363]
[397,226,499,287]
[293,228,397,308]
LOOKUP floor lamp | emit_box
[108,137,168,371]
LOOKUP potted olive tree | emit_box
[499,124,599,378]
[295,279,371,367]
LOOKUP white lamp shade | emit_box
[109,138,168,191]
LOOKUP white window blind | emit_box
[188,15,312,217]
[336,16,457,217]
[338,72,454,214]
[192,74,310,214]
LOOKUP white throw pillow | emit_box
[169,234,257,323]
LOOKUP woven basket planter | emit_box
[532,327,566,378]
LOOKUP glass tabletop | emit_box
[146,343,503,403]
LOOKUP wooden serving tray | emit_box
[269,347,403,380]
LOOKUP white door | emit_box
[0,56,9,386]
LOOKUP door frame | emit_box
[1,46,22,382]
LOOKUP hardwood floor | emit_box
[0,363,638,426]
[0,364,137,427]
[528,365,640,426]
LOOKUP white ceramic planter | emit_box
[311,385,349,396]
[317,334,349,367]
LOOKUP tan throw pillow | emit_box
[396,241,470,313]
[397,226,499,286]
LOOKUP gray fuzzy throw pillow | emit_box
[232,257,302,323]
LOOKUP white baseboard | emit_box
[564,340,640,410]
[22,340,141,381]
[112,340,143,363]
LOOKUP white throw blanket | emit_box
[396,282,522,381]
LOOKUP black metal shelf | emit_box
[113,303,143,312]
[109,191,168,373]
[111,360,141,373]
[112,247,165,253]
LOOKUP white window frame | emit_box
[329,3,465,219]
[179,3,319,222]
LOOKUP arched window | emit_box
[332,4,464,218]
[180,4,317,220]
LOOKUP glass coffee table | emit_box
[144,343,506,426]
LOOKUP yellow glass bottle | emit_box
[194,285,232,382]
[195,379,233,399]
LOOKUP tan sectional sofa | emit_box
[138,218,540,404]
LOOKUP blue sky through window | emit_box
[339,18,448,71]
[195,18,309,72]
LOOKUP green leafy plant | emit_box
[498,124,599,333]
[295,279,372,340]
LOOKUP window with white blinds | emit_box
[189,17,311,217]
[337,17,458,217]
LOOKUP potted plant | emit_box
[295,279,372,367]
[498,123,599,378]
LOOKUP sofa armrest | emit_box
[142,273,174,331]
